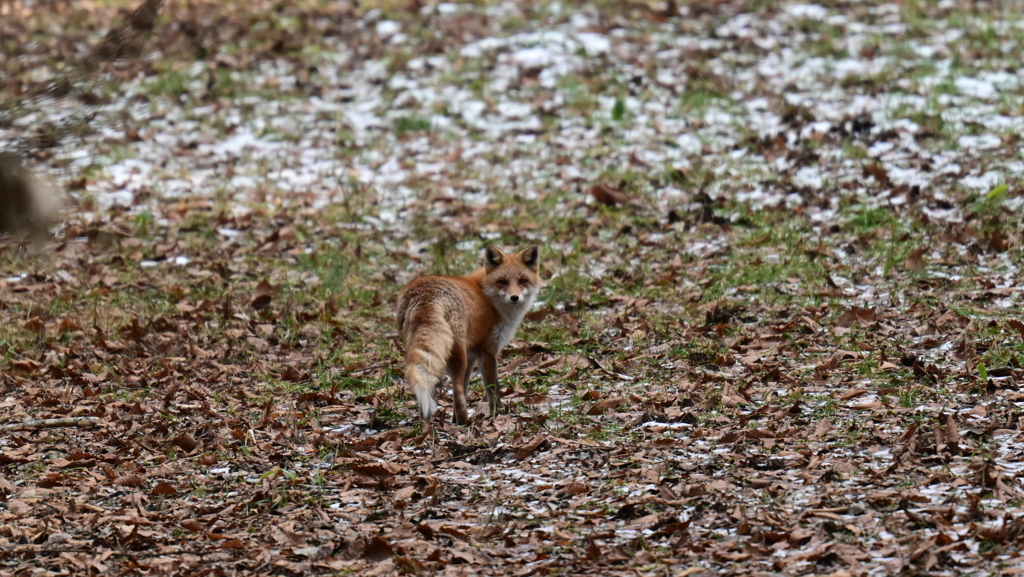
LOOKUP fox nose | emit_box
[510,295,520,303]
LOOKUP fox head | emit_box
[483,244,539,306]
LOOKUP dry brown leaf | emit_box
[172,432,198,453]
[590,184,628,207]
[587,397,627,415]
[838,389,868,401]
[835,307,875,328]
[561,482,590,495]
[811,418,832,439]
[351,462,408,478]
[863,161,890,187]
[516,435,550,460]
[362,536,393,562]
[905,247,926,272]
[152,482,176,496]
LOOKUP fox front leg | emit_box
[482,354,502,417]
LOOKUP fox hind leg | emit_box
[449,346,469,425]
[461,357,477,407]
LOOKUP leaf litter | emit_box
[2,0,1024,575]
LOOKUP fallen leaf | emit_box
[516,435,550,460]
[362,536,393,562]
[172,432,198,453]
[863,162,890,187]
[905,247,925,272]
[152,482,176,496]
[591,184,628,207]
[588,397,628,415]
[351,463,408,478]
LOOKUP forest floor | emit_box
[2,0,1024,575]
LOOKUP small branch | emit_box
[0,417,100,433]
[349,363,386,375]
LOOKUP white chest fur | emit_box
[492,292,535,351]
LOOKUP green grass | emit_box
[394,116,432,135]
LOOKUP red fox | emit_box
[396,245,540,424]
[0,153,58,244]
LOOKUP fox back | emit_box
[396,245,539,423]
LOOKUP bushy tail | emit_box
[403,311,455,420]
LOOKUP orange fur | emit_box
[396,245,540,424]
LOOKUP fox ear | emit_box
[519,245,539,271]
[484,244,505,271]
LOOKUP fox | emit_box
[0,153,58,244]
[396,244,540,424]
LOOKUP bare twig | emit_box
[349,363,387,375]
[0,417,100,433]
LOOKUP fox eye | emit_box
[497,279,509,287]
[519,278,530,285]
